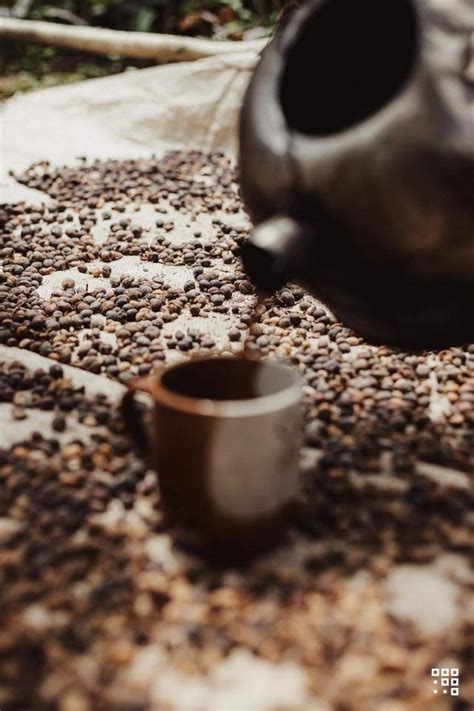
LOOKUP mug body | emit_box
[148,358,302,557]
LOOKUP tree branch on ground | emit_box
[0,17,268,62]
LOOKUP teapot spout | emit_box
[241,215,313,294]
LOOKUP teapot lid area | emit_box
[279,0,420,139]
[276,0,473,143]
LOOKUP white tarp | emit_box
[1,51,258,201]
[0,49,470,711]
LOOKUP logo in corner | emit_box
[432,668,459,696]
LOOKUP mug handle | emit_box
[121,376,155,453]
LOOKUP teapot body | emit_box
[239,0,474,347]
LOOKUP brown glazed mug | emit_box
[122,357,302,560]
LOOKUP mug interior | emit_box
[160,357,297,402]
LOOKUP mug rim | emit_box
[151,356,302,418]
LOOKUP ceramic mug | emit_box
[122,356,302,559]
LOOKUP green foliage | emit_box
[7,1,289,35]
[0,43,149,101]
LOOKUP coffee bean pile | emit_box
[0,151,473,708]
[4,150,474,473]
[2,153,256,379]
[0,363,472,711]
[0,360,472,710]
[14,152,240,209]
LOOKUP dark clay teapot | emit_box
[239,0,474,348]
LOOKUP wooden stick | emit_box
[0,17,268,62]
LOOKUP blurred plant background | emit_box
[0,0,301,100]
